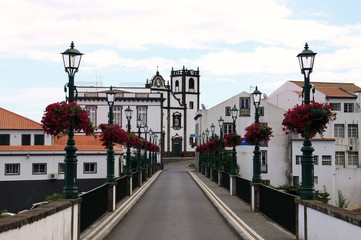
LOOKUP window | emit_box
[173,112,182,130]
[137,106,147,126]
[334,124,345,138]
[0,134,10,145]
[348,124,358,138]
[261,150,268,173]
[322,155,332,166]
[296,155,301,165]
[344,103,354,113]
[189,101,194,109]
[239,97,250,116]
[22,134,31,145]
[175,80,179,92]
[314,176,318,185]
[32,163,47,175]
[225,107,231,116]
[313,155,319,165]
[58,163,65,174]
[259,106,265,116]
[330,103,341,111]
[5,164,20,175]
[113,106,122,126]
[86,106,97,125]
[84,163,97,174]
[223,123,234,136]
[348,151,359,166]
[189,78,195,90]
[336,151,345,167]
[293,176,300,185]
[34,134,45,145]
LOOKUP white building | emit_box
[0,107,122,212]
[76,66,201,159]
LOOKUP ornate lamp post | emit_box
[61,41,83,199]
[230,105,238,175]
[251,86,262,183]
[202,132,205,144]
[106,86,116,183]
[297,43,317,200]
[205,128,209,142]
[153,134,158,172]
[125,106,133,176]
[218,117,224,172]
[137,117,142,172]
[148,128,153,176]
[210,123,215,138]
[143,125,148,169]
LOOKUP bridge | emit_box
[0,160,360,239]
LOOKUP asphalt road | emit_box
[107,162,240,240]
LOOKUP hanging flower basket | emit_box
[244,123,273,145]
[282,101,336,138]
[224,131,242,147]
[98,124,127,147]
[41,101,94,136]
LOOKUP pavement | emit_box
[81,160,296,240]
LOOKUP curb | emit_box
[80,171,163,240]
[188,171,264,240]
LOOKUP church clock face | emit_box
[155,78,161,87]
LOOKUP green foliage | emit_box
[335,190,350,208]
[276,183,300,196]
[315,186,331,204]
[46,193,63,203]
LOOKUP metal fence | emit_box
[221,172,230,190]
[212,169,218,183]
[80,184,108,232]
[259,184,297,234]
[132,172,139,191]
[236,177,251,204]
[116,176,127,203]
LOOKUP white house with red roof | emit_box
[0,107,123,212]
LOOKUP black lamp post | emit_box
[202,132,205,144]
[218,117,224,172]
[153,134,158,172]
[252,86,262,183]
[148,129,153,176]
[61,41,83,199]
[205,128,209,142]
[143,125,148,169]
[125,106,133,176]
[137,117,142,172]
[106,86,116,183]
[297,43,317,200]
[230,105,238,175]
[210,123,215,138]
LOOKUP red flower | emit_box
[282,101,336,138]
[244,123,273,145]
[41,101,94,136]
[224,131,242,147]
[98,124,127,147]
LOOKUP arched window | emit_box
[189,78,194,90]
[173,112,182,130]
[175,80,179,92]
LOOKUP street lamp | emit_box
[230,106,238,176]
[143,125,148,169]
[252,86,262,183]
[61,41,83,199]
[202,132,205,144]
[153,134,158,172]
[137,117,142,172]
[210,123,215,138]
[125,106,133,176]
[106,86,116,183]
[218,117,224,139]
[205,128,209,142]
[148,128,153,175]
[297,43,317,200]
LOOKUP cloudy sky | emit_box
[1,0,361,122]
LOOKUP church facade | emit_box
[76,66,201,159]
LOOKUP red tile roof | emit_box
[290,81,361,99]
[0,108,43,130]
[0,135,123,152]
